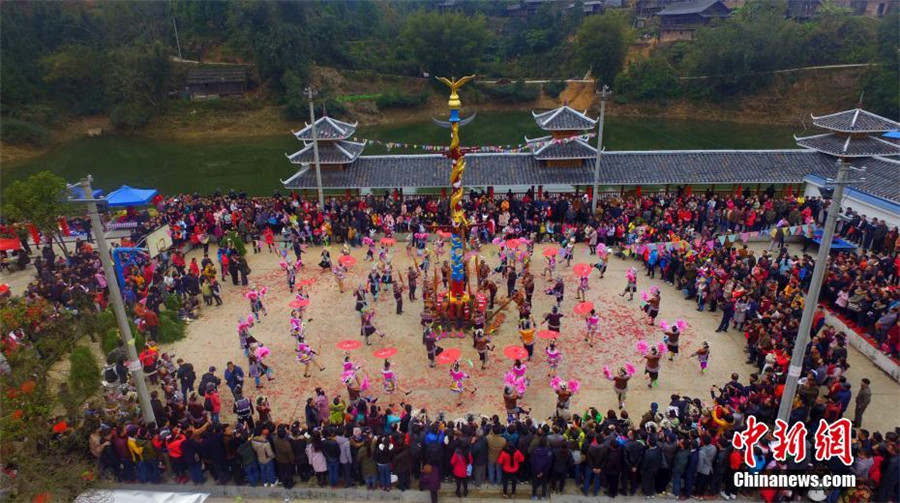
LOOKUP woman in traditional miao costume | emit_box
[237,317,257,357]
[434,237,445,258]
[360,307,384,346]
[604,365,634,410]
[282,259,297,293]
[643,286,661,326]
[509,359,530,396]
[575,273,590,302]
[545,340,562,377]
[332,263,347,293]
[644,345,662,388]
[297,341,325,377]
[247,285,268,322]
[542,254,557,279]
[584,309,600,347]
[691,341,711,374]
[449,360,476,406]
[381,360,412,396]
[319,249,332,271]
[619,267,637,301]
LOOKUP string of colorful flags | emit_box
[349,132,597,153]
[625,224,819,257]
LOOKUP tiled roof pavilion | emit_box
[283,107,900,206]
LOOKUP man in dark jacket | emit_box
[199,366,221,396]
[603,438,624,498]
[682,439,701,499]
[176,359,196,396]
[641,436,662,496]
[530,438,553,499]
[200,424,228,484]
[273,425,295,489]
[623,430,646,495]
[582,436,606,496]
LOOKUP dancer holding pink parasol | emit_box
[550,376,580,419]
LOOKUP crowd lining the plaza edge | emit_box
[1,188,898,502]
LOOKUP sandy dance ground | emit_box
[159,240,899,431]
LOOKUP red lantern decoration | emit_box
[538,185,544,199]
[636,186,642,197]
[488,186,494,198]
[441,188,447,198]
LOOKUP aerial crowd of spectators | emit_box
[2,187,898,502]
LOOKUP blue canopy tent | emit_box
[105,185,158,207]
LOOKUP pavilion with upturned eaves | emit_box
[526,105,598,168]
[281,104,900,226]
[286,116,365,170]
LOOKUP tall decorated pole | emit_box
[436,75,476,305]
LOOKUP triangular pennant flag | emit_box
[740,232,749,242]
[718,236,727,245]
[706,240,715,250]
[794,226,804,236]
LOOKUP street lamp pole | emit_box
[78,176,156,425]
[776,159,852,424]
[304,86,325,210]
[591,85,610,215]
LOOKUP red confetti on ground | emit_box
[436,347,462,365]
[503,345,528,360]
[373,347,398,359]
[574,301,594,315]
[337,340,363,351]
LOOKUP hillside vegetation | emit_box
[0,0,896,159]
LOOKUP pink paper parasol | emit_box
[298,278,316,286]
[537,330,560,340]
[505,239,522,248]
[436,347,462,365]
[338,255,356,267]
[337,340,362,351]
[437,230,452,239]
[503,345,529,360]
[573,263,592,277]
[573,301,594,315]
[380,237,396,246]
[289,298,310,309]
[542,247,559,257]
[373,347,398,359]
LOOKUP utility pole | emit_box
[591,85,610,215]
[776,159,856,424]
[304,86,325,209]
[77,176,156,425]
[172,18,183,60]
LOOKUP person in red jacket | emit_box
[204,385,222,424]
[450,446,473,498]
[496,443,524,498]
